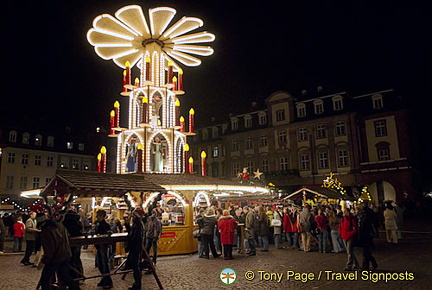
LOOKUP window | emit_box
[32,177,40,189]
[261,159,269,172]
[231,118,238,130]
[314,100,324,114]
[260,134,268,147]
[246,161,254,173]
[316,124,327,139]
[258,113,267,125]
[83,162,90,171]
[9,131,17,143]
[333,95,343,111]
[212,146,219,158]
[47,156,54,167]
[372,94,384,109]
[72,159,80,170]
[280,157,289,171]
[47,136,54,147]
[202,129,208,140]
[298,128,308,142]
[300,154,310,170]
[7,152,15,163]
[244,115,252,128]
[35,134,42,146]
[245,137,253,150]
[22,132,30,144]
[34,155,42,166]
[6,176,14,190]
[318,152,329,169]
[212,127,219,138]
[20,177,27,190]
[22,153,29,165]
[231,139,239,151]
[78,143,85,151]
[374,120,387,137]
[338,149,349,167]
[278,130,287,144]
[67,142,73,149]
[378,149,390,161]
[45,178,51,185]
[276,109,286,121]
[296,103,306,118]
[232,162,240,177]
[335,121,346,136]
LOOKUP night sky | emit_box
[3,1,431,187]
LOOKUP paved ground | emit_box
[1,219,431,289]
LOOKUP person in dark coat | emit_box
[126,209,145,290]
[63,209,84,279]
[38,217,79,290]
[93,210,113,289]
[145,209,162,265]
[256,206,270,251]
[355,205,378,271]
[197,208,220,259]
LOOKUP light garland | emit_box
[322,172,346,195]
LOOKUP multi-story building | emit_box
[0,126,106,201]
[190,88,413,203]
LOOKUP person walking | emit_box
[298,205,312,252]
[384,204,398,244]
[356,205,378,271]
[13,216,25,252]
[38,216,79,290]
[126,209,145,290]
[243,206,257,256]
[217,210,238,259]
[21,211,41,265]
[197,208,220,259]
[145,208,162,265]
[339,208,359,271]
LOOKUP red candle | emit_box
[167,61,173,84]
[180,116,185,132]
[175,98,180,126]
[97,153,102,173]
[201,151,207,176]
[145,57,150,81]
[188,157,194,174]
[172,76,177,91]
[113,101,120,128]
[178,69,183,91]
[100,146,107,173]
[122,70,128,92]
[141,96,148,124]
[184,143,189,173]
[109,110,115,134]
[137,143,143,173]
[134,77,140,87]
[189,108,195,133]
[125,61,131,85]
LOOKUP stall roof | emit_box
[284,186,355,201]
[41,170,166,197]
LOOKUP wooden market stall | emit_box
[283,186,355,207]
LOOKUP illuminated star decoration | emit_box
[87,5,215,70]
[253,169,264,179]
[236,172,243,179]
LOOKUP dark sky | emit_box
[3,0,431,185]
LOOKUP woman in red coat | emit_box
[283,207,299,250]
[338,209,359,270]
[13,216,25,252]
[217,210,238,260]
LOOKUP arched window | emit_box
[47,136,54,147]
[35,134,43,146]
[9,130,17,143]
[22,132,30,144]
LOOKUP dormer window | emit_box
[47,136,54,147]
[244,115,252,128]
[258,112,267,125]
[9,130,17,143]
[22,132,30,144]
[231,118,238,130]
[332,95,343,111]
[372,94,384,109]
[296,103,306,118]
[276,109,286,121]
[35,134,42,146]
[314,100,324,114]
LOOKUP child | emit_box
[13,216,25,252]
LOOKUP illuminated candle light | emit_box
[113,100,120,128]
[175,98,180,126]
[179,116,185,132]
[167,61,173,84]
[125,61,131,85]
[137,143,143,173]
[100,146,107,173]
[134,77,140,87]
[188,156,194,174]
[141,96,148,124]
[97,153,102,173]
[122,70,128,92]
[145,57,151,81]
[189,108,195,133]
[172,76,177,91]
[183,143,190,173]
[178,69,183,91]
[109,110,115,135]
[201,151,207,176]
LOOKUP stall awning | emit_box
[41,170,166,197]
[284,186,355,201]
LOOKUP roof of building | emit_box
[284,186,355,201]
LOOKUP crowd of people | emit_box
[194,201,405,271]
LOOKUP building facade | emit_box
[190,89,413,203]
